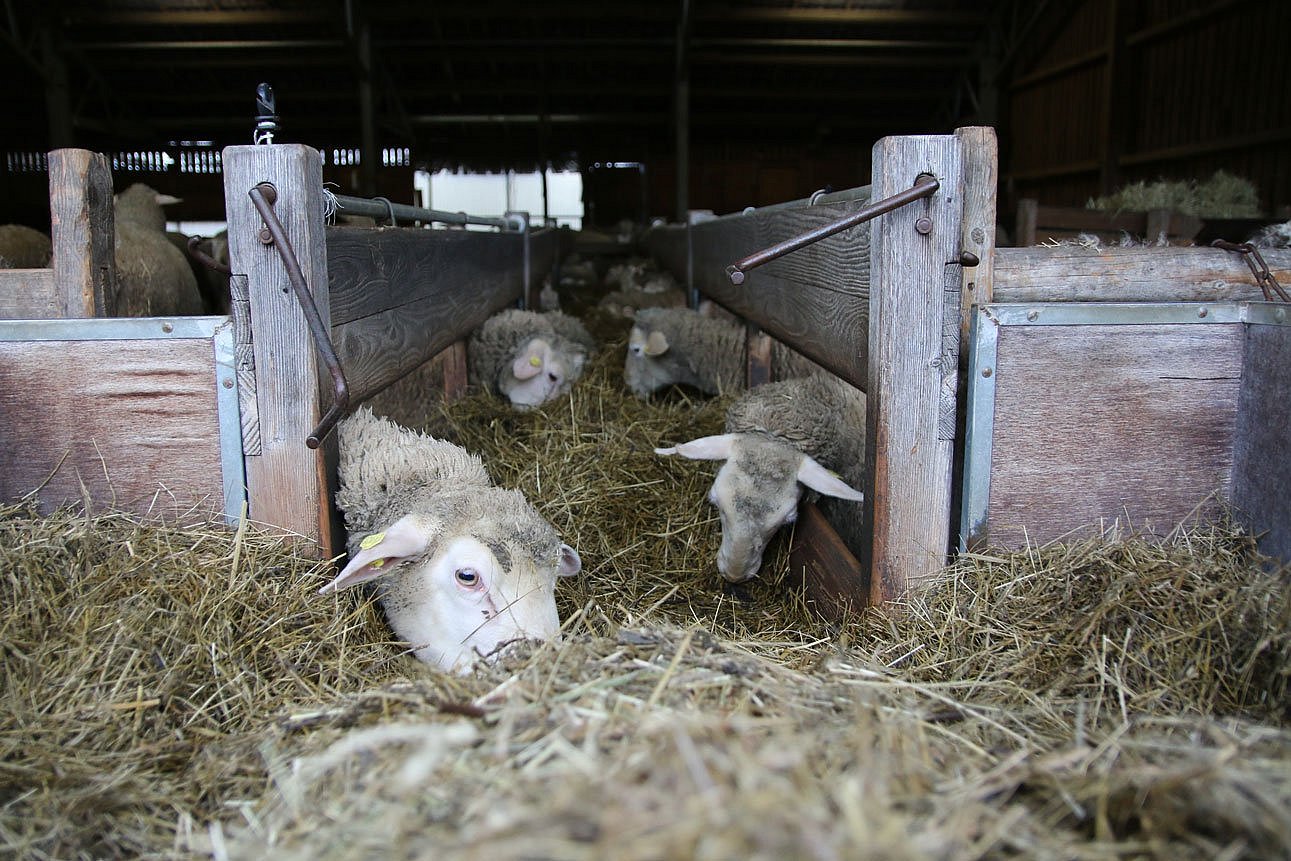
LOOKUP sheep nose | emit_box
[547,371,560,382]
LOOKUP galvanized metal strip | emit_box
[959,305,999,552]
[985,302,1246,327]
[212,321,248,525]
[1244,301,1291,327]
[0,315,229,342]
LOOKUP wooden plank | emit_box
[325,226,526,403]
[985,323,1242,547]
[223,143,335,557]
[529,226,559,306]
[326,226,526,327]
[0,270,58,319]
[1231,321,1291,563]
[0,338,225,518]
[644,223,689,283]
[48,149,115,318]
[787,502,869,621]
[689,197,871,390]
[864,133,964,603]
[994,246,1290,303]
[958,127,998,349]
[745,325,771,388]
[440,340,468,402]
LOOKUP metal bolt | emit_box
[161,322,173,333]
[727,265,746,286]
[1198,306,1208,318]
[1276,308,1287,322]
[914,217,933,235]
[959,251,980,267]
[1026,310,1039,321]
[258,227,274,245]
[222,378,234,389]
[982,367,993,378]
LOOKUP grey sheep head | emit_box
[656,433,864,582]
[624,321,695,398]
[498,336,587,408]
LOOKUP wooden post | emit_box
[864,133,966,603]
[958,127,997,347]
[48,149,115,318]
[1015,197,1038,247]
[441,340,469,402]
[222,143,337,558]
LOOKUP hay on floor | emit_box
[2,326,1290,860]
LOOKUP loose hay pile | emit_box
[3,336,1290,860]
[1087,169,1263,219]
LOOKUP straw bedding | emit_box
[3,322,1290,860]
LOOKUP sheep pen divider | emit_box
[646,127,1000,615]
[0,145,555,562]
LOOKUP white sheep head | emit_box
[499,336,585,408]
[624,322,690,398]
[656,433,863,582]
[319,512,581,672]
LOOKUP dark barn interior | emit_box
[2,0,1288,232]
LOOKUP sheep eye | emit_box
[455,568,480,586]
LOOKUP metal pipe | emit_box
[247,182,350,449]
[331,193,521,230]
[726,174,939,285]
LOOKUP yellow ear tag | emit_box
[360,531,385,550]
[370,558,385,568]
[529,355,542,367]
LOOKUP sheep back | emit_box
[724,373,867,482]
[0,225,52,268]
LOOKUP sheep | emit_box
[624,306,822,398]
[0,224,52,269]
[318,407,581,673]
[468,308,597,408]
[113,183,205,317]
[655,373,866,582]
[167,228,231,315]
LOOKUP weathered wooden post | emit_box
[863,128,996,604]
[48,148,116,318]
[223,143,338,558]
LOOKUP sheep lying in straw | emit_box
[468,308,597,408]
[319,407,581,672]
[625,306,820,398]
[0,223,52,268]
[113,183,205,317]
[657,372,866,581]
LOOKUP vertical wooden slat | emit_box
[48,149,115,318]
[222,144,336,557]
[1015,197,1037,247]
[441,340,469,402]
[864,133,965,603]
[958,127,998,345]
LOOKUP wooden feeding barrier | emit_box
[646,127,1000,615]
[966,243,1291,564]
[0,144,556,559]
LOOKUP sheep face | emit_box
[625,323,691,398]
[319,514,581,673]
[499,337,585,408]
[657,433,864,583]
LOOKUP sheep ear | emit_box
[155,192,183,207]
[319,515,429,595]
[557,543,581,577]
[512,338,549,380]
[655,434,736,461]
[796,456,865,502]
[643,330,669,356]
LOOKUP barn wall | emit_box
[1001,0,1290,224]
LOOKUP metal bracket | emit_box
[726,174,940,285]
[1211,239,1289,302]
[247,182,350,449]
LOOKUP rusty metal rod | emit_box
[248,182,350,449]
[331,193,521,230]
[185,234,231,276]
[726,174,940,285]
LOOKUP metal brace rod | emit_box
[1211,239,1289,302]
[248,182,350,449]
[726,173,940,285]
[331,193,525,231]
